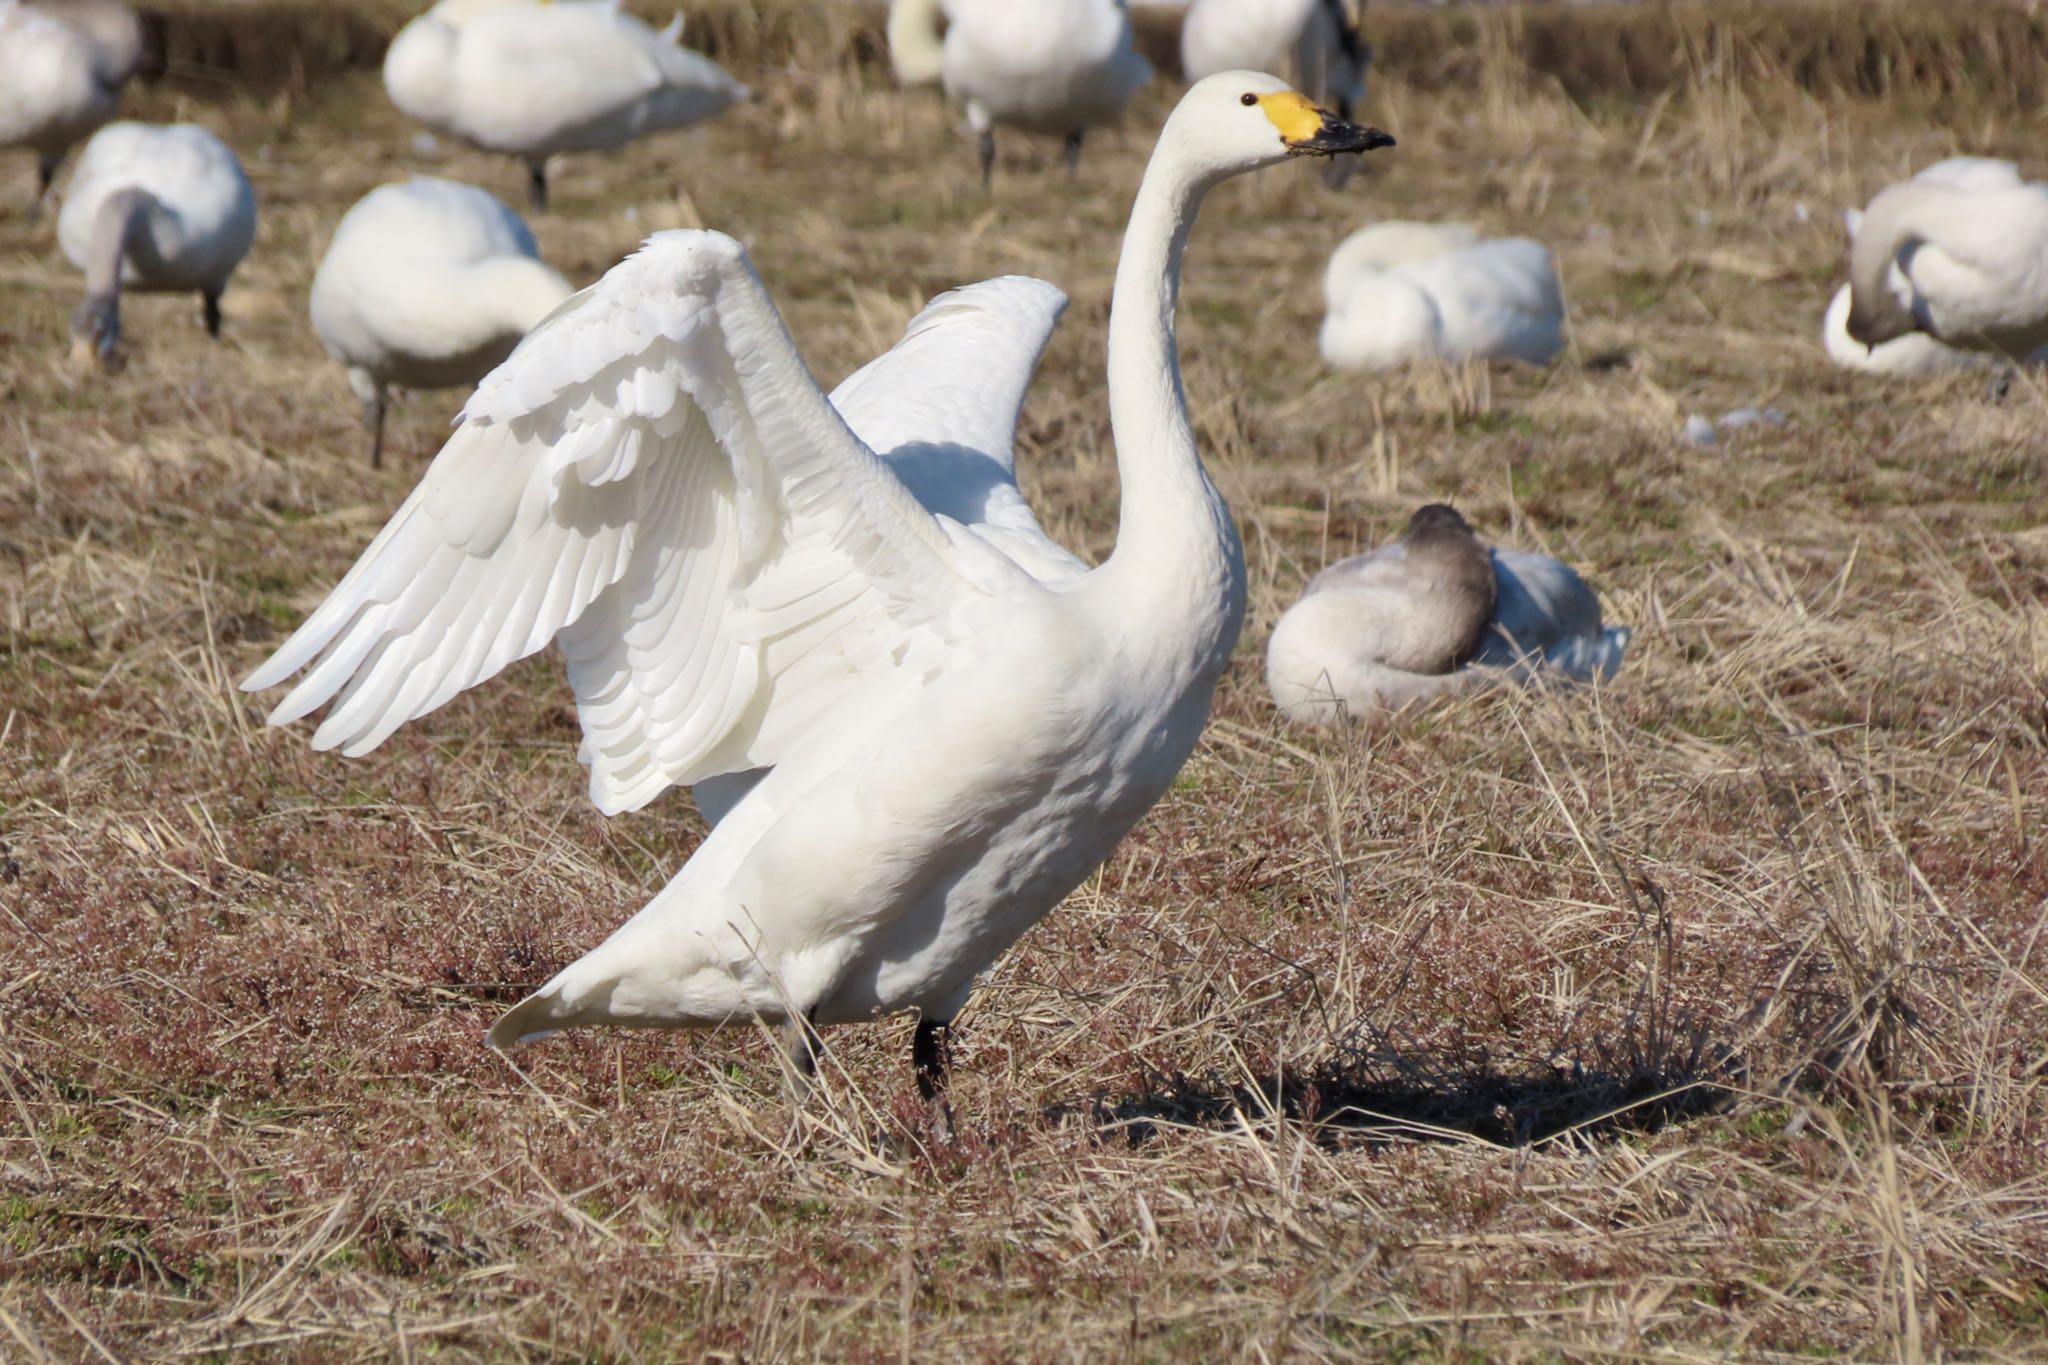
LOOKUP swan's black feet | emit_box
[780,1009,824,1101]
[527,160,550,212]
[911,1016,957,1143]
[202,291,223,339]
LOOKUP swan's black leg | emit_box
[34,154,58,214]
[364,385,388,470]
[527,159,549,212]
[978,130,995,191]
[1063,131,1083,178]
[912,1017,952,1101]
[201,291,222,339]
[780,1007,823,1100]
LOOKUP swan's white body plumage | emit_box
[0,0,141,186]
[241,74,1377,1049]
[1268,544,1627,725]
[57,121,255,297]
[939,0,1153,139]
[310,177,574,405]
[1319,221,1565,370]
[1845,154,2048,360]
[383,0,746,169]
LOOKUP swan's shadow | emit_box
[1047,1039,1737,1148]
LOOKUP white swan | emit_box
[1267,504,1628,726]
[1844,154,2048,360]
[1319,220,1565,370]
[891,0,1154,186]
[310,176,574,468]
[0,0,143,209]
[1181,0,1367,124]
[57,121,256,368]
[383,0,748,210]
[242,75,1389,1096]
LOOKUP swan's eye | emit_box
[1240,92,1258,106]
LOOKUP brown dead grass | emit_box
[3,1,2046,1360]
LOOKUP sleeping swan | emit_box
[1267,504,1627,726]
[383,0,748,210]
[309,176,574,467]
[57,121,256,368]
[1319,221,1565,370]
[1844,154,2048,361]
[243,75,1391,1100]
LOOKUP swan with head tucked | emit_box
[310,176,574,468]
[1844,154,2048,360]
[241,75,1390,1098]
[890,0,1154,187]
[1,0,143,210]
[383,0,747,211]
[57,121,256,369]
[1267,505,1628,726]
[1319,221,1565,370]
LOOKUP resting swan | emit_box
[1319,221,1565,370]
[242,75,1390,1098]
[310,176,574,468]
[0,0,142,209]
[1267,504,1628,726]
[57,121,256,368]
[383,0,748,210]
[1844,155,2048,360]
[889,0,1154,187]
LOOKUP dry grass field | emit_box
[3,1,2046,1358]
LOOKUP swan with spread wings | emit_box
[244,73,1390,1099]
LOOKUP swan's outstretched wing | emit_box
[244,230,991,815]
[829,276,1087,583]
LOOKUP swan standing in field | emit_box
[1267,504,1628,726]
[244,74,1390,1099]
[889,0,1154,187]
[1844,155,2048,361]
[57,121,256,368]
[383,0,748,211]
[1319,221,1566,370]
[0,0,143,210]
[1181,0,1368,126]
[310,177,574,468]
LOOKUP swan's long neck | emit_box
[1095,142,1246,650]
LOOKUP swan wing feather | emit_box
[245,229,980,815]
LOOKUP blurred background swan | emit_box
[0,0,143,211]
[1319,221,1566,370]
[383,0,748,210]
[57,120,256,369]
[889,0,1152,187]
[1180,0,1368,175]
[1267,504,1627,726]
[309,176,574,468]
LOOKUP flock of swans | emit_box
[7,0,2047,1099]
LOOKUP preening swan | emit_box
[57,121,256,368]
[1844,155,2048,360]
[383,0,748,211]
[1319,221,1565,370]
[309,176,574,468]
[1267,504,1628,726]
[0,0,143,209]
[892,0,1154,187]
[1181,0,1367,124]
[1822,282,1980,377]
[242,75,1391,1098]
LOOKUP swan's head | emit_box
[1169,72,1392,184]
